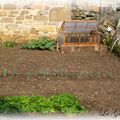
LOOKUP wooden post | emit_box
[57,43,59,51]
[71,46,75,52]
[94,45,99,51]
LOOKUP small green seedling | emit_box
[13,69,17,76]
[2,68,8,77]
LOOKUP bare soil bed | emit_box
[0,45,120,114]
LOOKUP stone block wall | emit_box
[0,3,71,43]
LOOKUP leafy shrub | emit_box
[113,44,120,57]
[103,35,113,50]
[1,41,15,48]
[0,93,86,114]
[104,35,120,57]
[48,93,86,114]
[21,36,56,51]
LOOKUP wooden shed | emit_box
[61,20,100,51]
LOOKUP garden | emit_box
[0,36,120,115]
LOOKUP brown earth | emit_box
[0,45,120,114]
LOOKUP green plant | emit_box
[2,68,8,77]
[103,34,120,58]
[1,41,15,48]
[21,36,55,51]
[13,69,17,76]
[0,93,86,114]
[113,44,120,57]
[27,71,33,78]
[103,34,113,49]
[115,17,120,28]
[48,93,86,114]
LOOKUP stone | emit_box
[29,34,40,40]
[39,25,56,33]
[0,32,5,41]
[13,34,29,43]
[89,6,99,12]
[6,24,18,30]
[0,33,13,42]
[0,24,6,30]
[47,32,57,39]
[32,3,46,10]
[3,4,17,10]
[8,10,18,17]
[16,15,24,21]
[23,5,32,10]
[25,15,32,20]
[5,34,14,41]
[94,45,99,51]
[0,10,8,16]
[98,25,107,33]
[37,10,49,16]
[20,10,29,15]
[20,30,29,35]
[18,24,31,31]
[49,7,71,21]
[30,28,39,34]
[33,15,48,21]
[0,18,14,23]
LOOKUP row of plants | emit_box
[1,68,113,79]
[0,36,56,51]
[0,93,86,114]
[0,41,15,48]
[103,35,120,58]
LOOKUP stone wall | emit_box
[0,3,71,43]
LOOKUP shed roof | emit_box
[62,20,99,34]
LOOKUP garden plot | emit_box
[0,45,120,114]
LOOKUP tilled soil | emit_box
[0,46,120,114]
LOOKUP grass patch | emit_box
[0,41,15,48]
[0,93,86,114]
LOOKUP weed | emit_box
[27,71,33,78]
[1,41,15,48]
[105,72,113,79]
[93,72,102,79]
[13,69,17,77]
[2,68,8,77]
[103,34,120,58]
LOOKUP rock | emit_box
[0,10,8,16]
[23,5,32,10]
[8,10,19,17]
[37,10,49,16]
[38,25,56,33]
[20,10,29,15]
[32,3,46,10]
[25,15,32,20]
[29,28,39,34]
[0,18,14,23]
[33,15,48,21]
[16,15,24,21]
[49,7,71,21]
[3,4,17,10]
